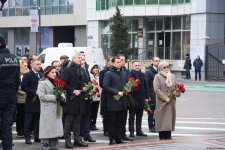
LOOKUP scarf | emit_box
[160,71,173,88]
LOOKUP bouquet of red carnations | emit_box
[113,77,140,105]
[53,79,66,118]
[144,102,153,114]
[84,79,101,100]
[158,83,185,111]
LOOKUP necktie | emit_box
[35,72,40,79]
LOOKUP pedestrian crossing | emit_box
[9,117,225,144]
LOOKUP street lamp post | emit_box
[38,0,41,54]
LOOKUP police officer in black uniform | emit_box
[0,34,20,150]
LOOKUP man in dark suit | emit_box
[129,61,148,137]
[21,59,43,144]
[103,56,128,145]
[145,57,160,132]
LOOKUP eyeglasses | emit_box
[163,66,169,69]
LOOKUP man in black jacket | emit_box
[61,53,88,149]
[103,56,128,145]
[145,57,160,132]
[0,35,20,150]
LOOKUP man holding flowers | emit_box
[103,56,128,145]
[128,61,148,137]
[153,61,177,140]
[61,53,88,148]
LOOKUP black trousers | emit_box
[107,110,124,141]
[195,70,201,80]
[121,109,128,138]
[102,112,109,133]
[0,94,16,150]
[128,108,143,133]
[90,101,100,127]
[24,112,40,140]
[148,105,155,130]
[64,113,81,142]
[16,103,25,134]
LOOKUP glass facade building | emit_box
[1,0,74,17]
[96,0,191,10]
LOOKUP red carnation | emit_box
[95,87,99,92]
[128,77,135,81]
[97,93,101,97]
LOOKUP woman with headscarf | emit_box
[37,66,64,150]
[153,61,177,140]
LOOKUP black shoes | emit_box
[90,125,98,130]
[74,140,88,147]
[136,131,147,137]
[122,136,134,141]
[83,136,96,142]
[109,139,116,145]
[34,138,41,143]
[104,131,109,136]
[25,139,32,145]
[130,132,135,137]
[116,139,126,144]
[149,127,156,133]
[65,142,74,149]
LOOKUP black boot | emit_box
[65,139,73,149]
[165,131,172,140]
[159,131,166,140]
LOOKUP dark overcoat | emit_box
[145,65,158,105]
[129,70,148,109]
[103,67,127,111]
[61,62,85,114]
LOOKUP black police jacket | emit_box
[0,48,20,95]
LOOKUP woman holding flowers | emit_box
[153,61,177,140]
[88,63,101,131]
[37,66,64,150]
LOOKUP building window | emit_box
[124,0,133,5]
[134,0,145,5]
[15,28,30,45]
[147,18,155,31]
[2,0,73,16]
[146,16,190,60]
[159,0,171,4]
[182,31,190,58]
[101,0,106,10]
[172,16,181,30]
[164,17,171,30]
[146,0,158,4]
[0,29,8,46]
[183,15,190,30]
[178,0,184,4]
[172,32,181,60]
[156,18,163,30]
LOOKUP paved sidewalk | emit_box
[74,135,225,150]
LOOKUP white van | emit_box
[39,45,105,69]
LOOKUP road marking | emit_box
[176,121,225,125]
[175,126,225,131]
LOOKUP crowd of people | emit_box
[0,34,180,150]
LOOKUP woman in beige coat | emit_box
[153,61,177,140]
[37,66,64,150]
